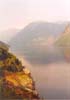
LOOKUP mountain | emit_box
[0,29,19,43]
[55,24,70,47]
[55,24,70,61]
[9,22,68,64]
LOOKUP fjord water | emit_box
[18,61,70,98]
[30,63,70,99]
[23,47,70,99]
[12,46,70,99]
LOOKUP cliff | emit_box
[0,41,39,100]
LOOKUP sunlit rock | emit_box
[0,41,39,100]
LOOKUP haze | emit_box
[0,0,70,99]
[0,0,70,31]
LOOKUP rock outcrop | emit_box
[0,41,39,100]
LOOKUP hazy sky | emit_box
[0,0,70,30]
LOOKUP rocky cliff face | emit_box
[0,42,39,100]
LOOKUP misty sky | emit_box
[0,0,70,31]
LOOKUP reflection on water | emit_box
[13,46,70,99]
[30,62,70,99]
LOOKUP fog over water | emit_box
[9,22,70,99]
[11,45,70,99]
[31,63,70,99]
[16,54,70,99]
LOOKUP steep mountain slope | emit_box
[9,22,68,64]
[0,41,39,100]
[55,25,70,47]
[55,25,70,61]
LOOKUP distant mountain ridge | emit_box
[9,22,70,64]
